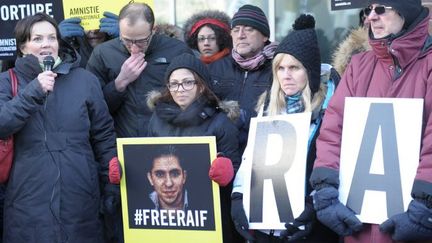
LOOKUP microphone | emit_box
[43,55,55,71]
[43,56,55,96]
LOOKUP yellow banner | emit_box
[117,136,223,243]
[62,0,154,30]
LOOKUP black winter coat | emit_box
[147,96,240,170]
[208,55,272,152]
[207,55,272,113]
[87,34,192,138]
[0,46,117,243]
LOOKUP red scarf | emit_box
[201,48,230,64]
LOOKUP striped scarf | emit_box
[285,92,305,114]
[232,42,278,71]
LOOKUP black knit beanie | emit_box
[367,0,422,28]
[165,53,211,85]
[231,4,270,37]
[274,14,321,94]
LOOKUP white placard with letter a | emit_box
[339,97,423,224]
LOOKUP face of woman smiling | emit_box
[20,21,59,63]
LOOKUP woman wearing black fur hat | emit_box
[184,10,232,64]
[230,14,339,243]
[146,53,241,243]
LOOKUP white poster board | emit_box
[339,97,423,224]
[242,112,311,230]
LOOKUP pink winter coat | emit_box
[311,9,432,243]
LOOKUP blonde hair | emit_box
[257,53,326,116]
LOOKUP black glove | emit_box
[313,187,362,236]
[101,184,121,215]
[231,192,255,241]
[280,196,315,242]
[380,199,432,241]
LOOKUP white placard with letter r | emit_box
[242,112,311,229]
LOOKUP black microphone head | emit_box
[43,56,55,71]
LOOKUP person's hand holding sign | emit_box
[379,199,432,241]
[99,11,119,38]
[209,153,234,186]
[231,192,255,241]
[59,17,84,38]
[280,196,316,242]
[312,186,362,236]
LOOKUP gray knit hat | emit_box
[231,4,270,37]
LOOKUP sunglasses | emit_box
[364,5,393,16]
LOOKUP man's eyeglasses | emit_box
[120,31,152,47]
[167,80,196,92]
[364,5,393,16]
[197,35,217,43]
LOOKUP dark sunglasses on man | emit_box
[364,5,393,16]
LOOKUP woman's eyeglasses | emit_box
[197,36,217,43]
[167,80,196,92]
[364,5,393,16]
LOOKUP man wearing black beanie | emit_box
[310,0,432,242]
[367,0,422,29]
[206,5,278,243]
[208,4,278,155]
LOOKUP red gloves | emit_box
[109,157,122,184]
[209,155,234,186]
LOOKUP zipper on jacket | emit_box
[44,94,48,142]
[239,71,248,101]
[387,45,403,81]
[392,57,402,80]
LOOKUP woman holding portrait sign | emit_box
[146,53,241,243]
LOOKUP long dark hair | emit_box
[14,12,60,57]
[158,71,220,108]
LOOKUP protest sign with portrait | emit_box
[117,136,222,243]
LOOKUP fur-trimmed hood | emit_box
[146,90,240,122]
[183,10,231,43]
[154,23,184,41]
[331,26,370,76]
